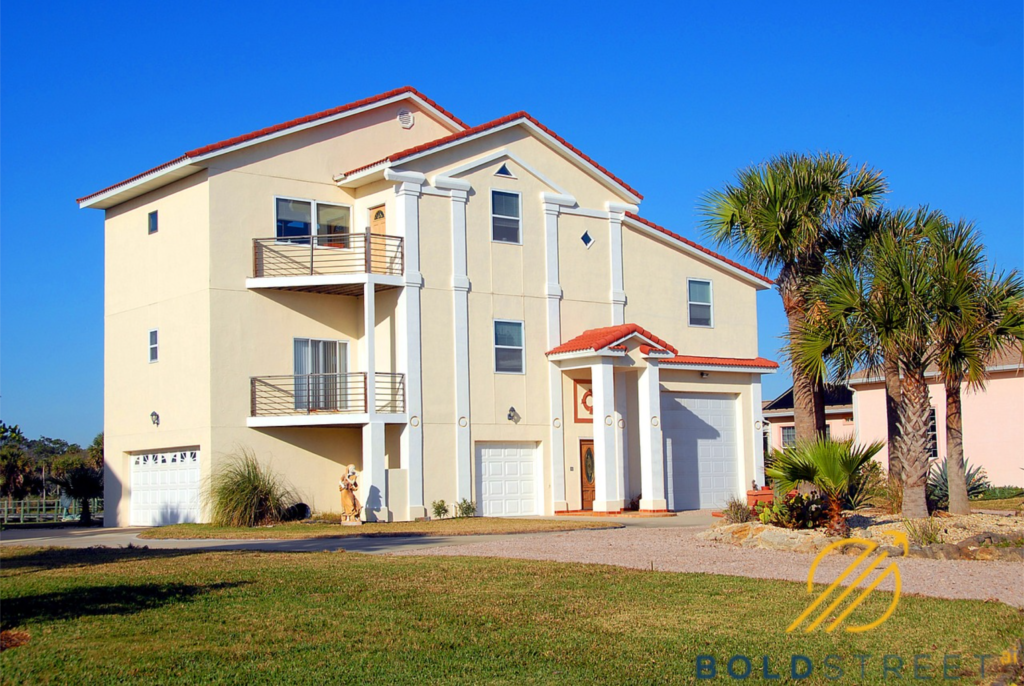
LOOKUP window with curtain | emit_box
[688,279,713,327]
[494,320,524,373]
[491,190,521,244]
[293,338,347,411]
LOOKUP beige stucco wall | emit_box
[854,372,1024,487]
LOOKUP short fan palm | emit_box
[766,438,883,533]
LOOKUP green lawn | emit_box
[1,547,1020,684]
[137,517,617,540]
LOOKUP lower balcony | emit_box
[247,372,406,427]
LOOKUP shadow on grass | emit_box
[0,546,214,576]
[1,580,246,630]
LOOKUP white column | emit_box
[437,176,474,501]
[615,374,629,503]
[606,203,636,326]
[388,169,426,519]
[591,359,623,512]
[542,193,574,512]
[751,375,765,488]
[638,359,667,511]
[363,280,376,414]
[361,421,389,522]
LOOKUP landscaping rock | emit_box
[699,522,830,553]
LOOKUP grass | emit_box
[972,496,1024,512]
[138,517,617,540]
[2,546,1021,684]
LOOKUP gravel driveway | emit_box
[393,526,1024,608]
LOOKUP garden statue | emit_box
[339,464,362,525]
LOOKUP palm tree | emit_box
[49,462,104,526]
[701,152,888,442]
[766,437,884,531]
[930,220,1024,514]
[0,423,34,511]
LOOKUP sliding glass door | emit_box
[293,339,347,411]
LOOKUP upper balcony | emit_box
[247,372,406,427]
[247,231,405,296]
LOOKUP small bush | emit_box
[846,460,885,511]
[978,486,1024,501]
[210,449,296,527]
[904,517,945,546]
[927,458,991,510]
[431,500,449,519]
[454,498,477,518]
[722,496,753,523]
[755,492,827,530]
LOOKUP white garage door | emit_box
[130,448,201,526]
[662,393,741,510]
[476,443,539,517]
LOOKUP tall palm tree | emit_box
[701,152,888,442]
[930,220,1024,514]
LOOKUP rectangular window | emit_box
[148,211,158,235]
[781,426,796,448]
[927,408,938,459]
[688,279,713,327]
[494,320,525,373]
[148,329,159,363]
[293,338,348,411]
[275,198,351,246]
[491,190,521,244]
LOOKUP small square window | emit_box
[491,191,521,244]
[781,426,796,448]
[688,279,713,327]
[148,329,159,363]
[148,211,158,234]
[494,320,524,373]
[581,231,593,248]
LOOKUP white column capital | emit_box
[385,169,426,189]
[541,192,576,208]
[606,201,639,215]
[434,175,472,194]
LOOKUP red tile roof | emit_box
[78,86,465,205]
[342,111,643,200]
[661,355,780,369]
[625,213,773,285]
[546,324,678,356]
[639,345,672,356]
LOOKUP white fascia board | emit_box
[622,216,772,291]
[661,362,779,374]
[547,349,627,363]
[762,406,853,418]
[438,148,573,197]
[82,92,456,210]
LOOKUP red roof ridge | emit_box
[78,86,466,205]
[342,111,643,200]
[624,213,773,285]
[547,323,677,356]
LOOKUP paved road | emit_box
[0,512,715,555]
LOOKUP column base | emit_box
[552,500,568,513]
[593,499,626,513]
[639,498,668,511]
[363,507,391,523]
[407,506,427,521]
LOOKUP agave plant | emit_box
[927,458,990,511]
[766,437,884,534]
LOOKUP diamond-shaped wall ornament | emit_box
[581,231,594,248]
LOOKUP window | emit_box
[293,338,348,411]
[275,198,350,246]
[927,408,938,459]
[491,190,521,244]
[494,320,525,373]
[148,330,159,363]
[494,163,515,178]
[148,211,158,235]
[781,426,796,448]
[688,278,713,327]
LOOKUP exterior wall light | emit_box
[700,372,710,378]
[150,411,160,426]
[507,406,517,421]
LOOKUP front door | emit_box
[580,440,596,511]
[370,206,386,234]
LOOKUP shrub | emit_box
[927,458,991,511]
[722,496,754,523]
[978,486,1024,501]
[209,449,296,527]
[904,517,945,546]
[431,500,449,519]
[455,498,477,518]
[846,459,885,511]
[755,492,827,530]
[882,474,904,515]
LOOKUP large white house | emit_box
[79,86,778,526]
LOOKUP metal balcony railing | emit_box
[253,231,404,278]
[250,372,406,417]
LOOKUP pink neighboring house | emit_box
[850,348,1024,487]
[762,385,855,452]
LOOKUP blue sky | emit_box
[1,1,1021,445]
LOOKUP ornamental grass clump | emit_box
[722,496,754,524]
[210,449,297,527]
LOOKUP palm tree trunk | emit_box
[944,379,970,515]
[79,497,92,526]
[897,367,931,519]
[812,381,827,435]
[883,355,903,481]
[785,302,820,443]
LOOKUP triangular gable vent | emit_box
[494,163,516,178]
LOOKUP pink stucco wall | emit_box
[853,370,1024,487]
[766,415,854,451]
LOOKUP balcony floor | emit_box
[247,413,408,428]
[246,273,404,296]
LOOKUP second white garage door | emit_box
[661,393,741,510]
[476,442,539,517]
